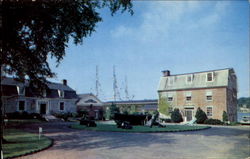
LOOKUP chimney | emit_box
[162,70,170,77]
[62,79,67,86]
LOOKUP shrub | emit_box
[171,108,183,123]
[110,103,120,119]
[204,119,223,125]
[222,111,228,122]
[195,107,208,124]
[80,118,96,127]
[114,113,147,125]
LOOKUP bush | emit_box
[222,111,228,122]
[114,113,147,125]
[171,108,183,123]
[79,118,96,127]
[204,119,223,125]
[195,107,208,124]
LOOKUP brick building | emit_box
[158,68,237,122]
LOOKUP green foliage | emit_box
[129,105,137,114]
[71,123,210,132]
[195,107,208,124]
[109,103,120,119]
[222,111,228,122]
[238,97,250,108]
[158,96,171,116]
[1,0,133,89]
[204,119,223,125]
[171,108,183,123]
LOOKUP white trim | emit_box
[206,72,214,82]
[185,91,192,97]
[186,74,193,84]
[17,86,25,95]
[59,101,65,112]
[206,106,213,117]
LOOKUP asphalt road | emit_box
[15,122,250,159]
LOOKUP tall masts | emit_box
[113,65,121,101]
[95,65,100,98]
[124,76,129,100]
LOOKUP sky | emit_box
[49,1,249,101]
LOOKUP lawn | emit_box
[71,123,210,133]
[3,129,53,159]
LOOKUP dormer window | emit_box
[207,72,214,82]
[17,86,25,95]
[43,90,47,97]
[58,90,64,98]
[186,75,193,84]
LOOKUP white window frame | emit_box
[17,86,25,95]
[167,77,174,86]
[186,75,193,84]
[17,100,26,111]
[185,92,192,102]
[206,106,213,117]
[206,72,214,82]
[206,91,213,101]
[58,90,64,98]
[59,101,65,111]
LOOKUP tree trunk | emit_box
[0,64,4,159]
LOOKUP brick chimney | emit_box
[162,70,170,77]
[62,79,67,86]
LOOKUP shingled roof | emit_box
[1,77,77,99]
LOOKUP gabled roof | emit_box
[76,93,103,106]
[105,99,158,105]
[158,68,235,91]
[1,77,77,99]
[1,77,74,91]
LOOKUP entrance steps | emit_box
[43,115,62,122]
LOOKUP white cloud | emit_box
[110,1,230,43]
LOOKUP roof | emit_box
[158,68,235,91]
[1,77,77,99]
[1,77,74,91]
[105,99,158,105]
[76,93,103,106]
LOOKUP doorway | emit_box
[40,104,47,114]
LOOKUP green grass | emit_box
[71,123,210,133]
[3,129,52,159]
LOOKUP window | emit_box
[186,75,193,83]
[185,92,192,101]
[207,73,213,82]
[17,86,25,95]
[167,97,173,102]
[207,107,213,117]
[206,91,213,101]
[58,90,64,98]
[167,93,174,102]
[59,102,64,111]
[167,77,174,86]
[186,96,192,101]
[18,101,25,111]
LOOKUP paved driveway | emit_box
[16,122,250,159]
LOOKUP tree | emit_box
[195,107,208,124]
[109,102,120,119]
[222,111,228,122]
[158,95,171,116]
[171,108,183,123]
[1,0,133,154]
